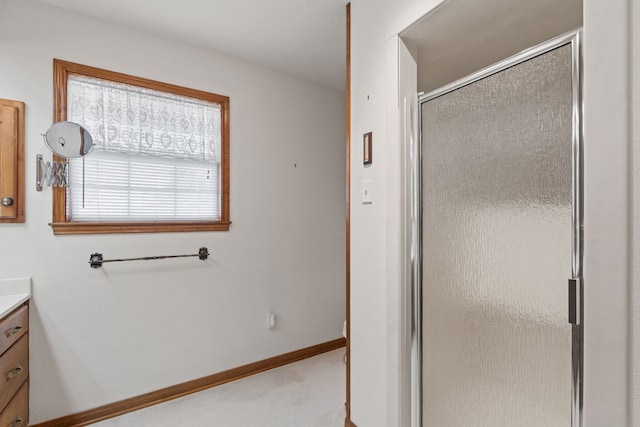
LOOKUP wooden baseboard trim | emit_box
[31,338,345,427]
[345,418,358,427]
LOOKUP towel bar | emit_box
[89,247,209,268]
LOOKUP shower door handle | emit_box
[568,278,581,325]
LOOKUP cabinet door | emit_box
[0,99,24,223]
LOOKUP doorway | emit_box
[411,31,582,426]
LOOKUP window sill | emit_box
[50,221,231,235]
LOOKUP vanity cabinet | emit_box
[0,304,28,426]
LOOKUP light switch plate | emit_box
[362,179,372,204]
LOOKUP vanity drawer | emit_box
[0,381,27,427]
[0,306,27,357]
[0,335,27,411]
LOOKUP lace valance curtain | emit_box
[67,74,221,162]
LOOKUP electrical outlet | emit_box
[268,312,276,329]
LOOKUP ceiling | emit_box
[37,0,348,91]
[36,0,582,94]
[401,0,583,93]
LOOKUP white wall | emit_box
[349,1,443,426]
[350,0,635,425]
[632,0,640,423]
[0,0,346,423]
[582,0,631,424]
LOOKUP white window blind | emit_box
[65,74,221,222]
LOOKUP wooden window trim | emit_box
[51,59,230,235]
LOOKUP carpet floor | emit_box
[92,348,346,426]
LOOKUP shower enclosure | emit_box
[411,30,583,427]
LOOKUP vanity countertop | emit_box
[0,278,31,319]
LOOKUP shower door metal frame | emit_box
[409,29,583,427]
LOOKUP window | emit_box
[52,59,230,234]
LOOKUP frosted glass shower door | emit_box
[420,43,575,426]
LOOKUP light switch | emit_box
[362,179,372,204]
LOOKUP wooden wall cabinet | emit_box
[0,99,25,223]
[0,304,29,427]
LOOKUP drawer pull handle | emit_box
[9,417,22,427]
[5,326,22,338]
[6,366,22,382]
